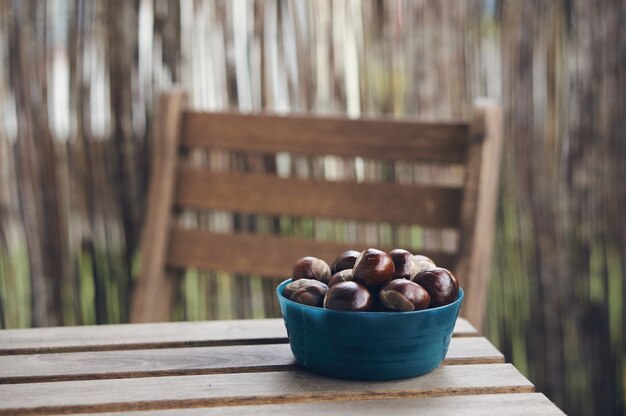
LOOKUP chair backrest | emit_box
[131,89,503,331]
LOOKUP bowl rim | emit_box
[276,278,464,317]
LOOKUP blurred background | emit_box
[0,1,624,415]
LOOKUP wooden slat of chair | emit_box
[175,170,463,226]
[166,228,457,278]
[131,92,503,331]
[182,112,470,163]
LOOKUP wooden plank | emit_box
[166,228,458,277]
[452,318,478,336]
[0,319,287,355]
[0,364,534,415]
[131,90,187,323]
[181,112,470,163]
[444,337,504,364]
[0,338,501,383]
[0,318,477,355]
[0,344,295,384]
[91,394,565,416]
[175,169,463,227]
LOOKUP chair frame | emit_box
[131,89,503,331]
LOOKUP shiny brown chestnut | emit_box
[413,267,459,307]
[379,279,430,311]
[292,256,331,284]
[328,269,353,287]
[352,248,395,289]
[323,281,373,311]
[389,249,418,280]
[413,254,436,275]
[283,278,326,299]
[330,250,360,275]
[287,279,329,307]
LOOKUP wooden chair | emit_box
[131,89,503,331]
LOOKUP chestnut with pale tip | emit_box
[413,254,436,275]
[288,279,329,307]
[328,269,353,287]
[413,267,459,307]
[292,256,331,284]
[323,281,373,311]
[330,250,360,275]
[352,248,395,289]
[283,278,327,299]
[379,279,430,311]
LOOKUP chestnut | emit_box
[389,249,418,280]
[413,267,459,307]
[379,279,430,311]
[283,278,326,299]
[328,269,353,287]
[330,250,360,274]
[286,279,328,307]
[413,254,436,275]
[323,281,373,311]
[352,248,395,289]
[292,256,331,284]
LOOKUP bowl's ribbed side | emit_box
[277,280,463,381]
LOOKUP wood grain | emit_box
[175,169,463,227]
[90,393,565,416]
[0,337,502,383]
[455,102,486,330]
[0,319,287,355]
[0,318,477,355]
[457,101,504,331]
[167,228,458,277]
[452,318,479,337]
[0,364,533,415]
[181,112,470,163]
[130,91,187,323]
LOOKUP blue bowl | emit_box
[276,279,463,381]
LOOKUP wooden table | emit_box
[0,318,564,415]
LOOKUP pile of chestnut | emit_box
[283,248,459,312]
